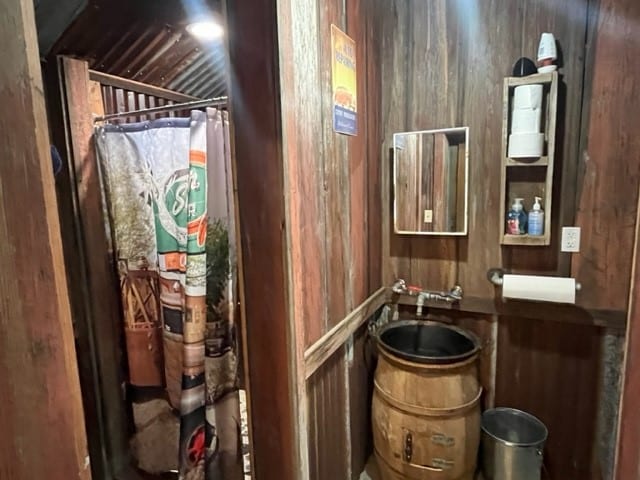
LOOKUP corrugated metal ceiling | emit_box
[47,0,226,99]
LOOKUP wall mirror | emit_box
[393,127,469,235]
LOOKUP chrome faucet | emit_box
[391,279,463,316]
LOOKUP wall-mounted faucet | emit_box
[391,279,463,316]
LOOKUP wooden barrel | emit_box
[372,321,481,480]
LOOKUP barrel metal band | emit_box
[374,380,483,417]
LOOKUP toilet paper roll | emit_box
[513,84,543,110]
[508,133,544,158]
[502,274,576,304]
[511,108,542,134]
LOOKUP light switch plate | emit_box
[561,227,581,252]
[423,209,433,224]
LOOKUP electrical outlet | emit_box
[561,227,581,252]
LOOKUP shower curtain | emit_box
[96,109,243,480]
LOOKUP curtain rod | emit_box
[93,96,228,123]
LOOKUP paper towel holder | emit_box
[487,268,582,291]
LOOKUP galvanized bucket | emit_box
[481,408,548,480]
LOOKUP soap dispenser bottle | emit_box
[528,196,544,235]
[506,198,527,235]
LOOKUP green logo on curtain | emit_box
[154,168,189,252]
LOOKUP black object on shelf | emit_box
[512,57,537,77]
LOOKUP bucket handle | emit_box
[375,380,483,417]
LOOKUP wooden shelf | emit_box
[499,71,558,246]
[389,290,627,331]
[506,72,554,87]
[506,156,548,167]
[502,233,550,246]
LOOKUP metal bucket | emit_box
[481,408,548,480]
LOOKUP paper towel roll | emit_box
[513,84,543,110]
[508,133,544,158]
[502,274,576,304]
[511,108,542,134]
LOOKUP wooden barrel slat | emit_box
[373,327,481,480]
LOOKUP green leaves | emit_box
[206,218,230,312]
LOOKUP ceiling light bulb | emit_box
[186,20,224,41]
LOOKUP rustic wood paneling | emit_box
[44,58,114,480]
[307,347,350,480]
[593,0,640,477]
[496,317,602,479]
[225,1,298,478]
[277,0,383,475]
[376,1,631,478]
[380,0,589,296]
[280,0,329,348]
[365,1,383,294]
[0,0,89,477]
[60,57,131,478]
[380,0,413,283]
[320,0,351,326]
[304,288,386,380]
[616,189,640,480]
[349,325,376,479]
[348,0,369,308]
[573,0,640,312]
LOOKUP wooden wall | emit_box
[225,1,299,478]
[592,0,640,478]
[378,0,636,478]
[379,0,589,294]
[277,0,382,476]
[0,0,90,478]
[573,0,640,312]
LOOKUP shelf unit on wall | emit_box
[500,71,558,246]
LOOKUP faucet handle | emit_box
[449,285,463,301]
[391,279,407,294]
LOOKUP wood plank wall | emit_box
[0,0,90,478]
[592,0,640,478]
[277,0,382,477]
[380,0,588,295]
[377,0,637,478]
[573,0,640,312]
[225,1,299,478]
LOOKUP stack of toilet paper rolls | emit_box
[508,84,544,158]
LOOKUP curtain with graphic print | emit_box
[96,109,242,480]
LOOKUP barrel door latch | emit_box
[404,431,413,462]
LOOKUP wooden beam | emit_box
[304,288,387,379]
[60,57,131,477]
[0,0,90,478]
[89,70,199,103]
[224,1,299,479]
[615,170,640,480]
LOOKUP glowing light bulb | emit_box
[186,20,224,41]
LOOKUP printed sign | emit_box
[331,24,357,136]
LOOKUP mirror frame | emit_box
[393,126,469,236]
